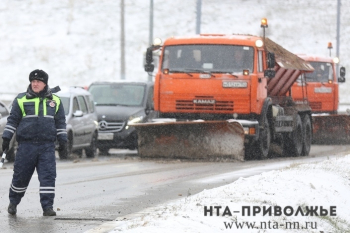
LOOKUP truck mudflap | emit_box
[312,115,350,144]
[132,120,245,161]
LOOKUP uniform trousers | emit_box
[9,142,56,210]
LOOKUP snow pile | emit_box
[109,155,350,232]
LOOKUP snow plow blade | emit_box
[132,120,245,161]
[312,115,350,144]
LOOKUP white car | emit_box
[56,87,98,159]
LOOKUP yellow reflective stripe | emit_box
[17,95,60,117]
[52,95,61,113]
[17,96,39,117]
[44,98,47,115]
[17,96,26,117]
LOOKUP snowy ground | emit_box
[87,154,350,233]
[1,1,350,232]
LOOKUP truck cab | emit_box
[148,34,274,121]
[141,33,314,159]
[292,55,346,114]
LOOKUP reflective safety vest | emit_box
[17,95,61,117]
[3,92,67,144]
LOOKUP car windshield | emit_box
[162,44,254,74]
[60,97,70,116]
[305,61,333,82]
[88,84,146,106]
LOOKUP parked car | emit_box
[0,100,17,162]
[56,87,99,159]
[88,81,156,154]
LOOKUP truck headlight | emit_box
[243,127,256,135]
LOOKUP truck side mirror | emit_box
[264,69,276,78]
[267,52,275,69]
[144,47,155,72]
[338,66,346,83]
[264,52,275,78]
[145,64,154,72]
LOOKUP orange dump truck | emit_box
[291,54,348,144]
[132,31,314,160]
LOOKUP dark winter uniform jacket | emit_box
[3,85,67,144]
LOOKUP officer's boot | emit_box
[43,208,56,216]
[8,203,17,215]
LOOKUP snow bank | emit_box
[109,154,350,233]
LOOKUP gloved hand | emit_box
[2,138,10,152]
[58,142,68,158]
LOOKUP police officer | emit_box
[2,69,67,216]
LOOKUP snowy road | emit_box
[0,144,349,233]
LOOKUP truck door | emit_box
[256,50,267,110]
[306,62,336,113]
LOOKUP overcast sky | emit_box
[0,0,349,102]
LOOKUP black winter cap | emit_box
[29,69,48,85]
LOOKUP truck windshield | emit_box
[162,45,254,74]
[88,84,146,106]
[305,62,333,82]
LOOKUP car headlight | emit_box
[127,115,144,125]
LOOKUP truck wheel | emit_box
[256,116,271,159]
[284,114,303,157]
[85,132,98,158]
[127,132,138,150]
[301,115,312,156]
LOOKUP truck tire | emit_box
[284,114,303,157]
[255,116,271,159]
[301,115,312,156]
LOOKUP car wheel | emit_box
[85,132,97,158]
[73,149,83,158]
[98,147,110,155]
